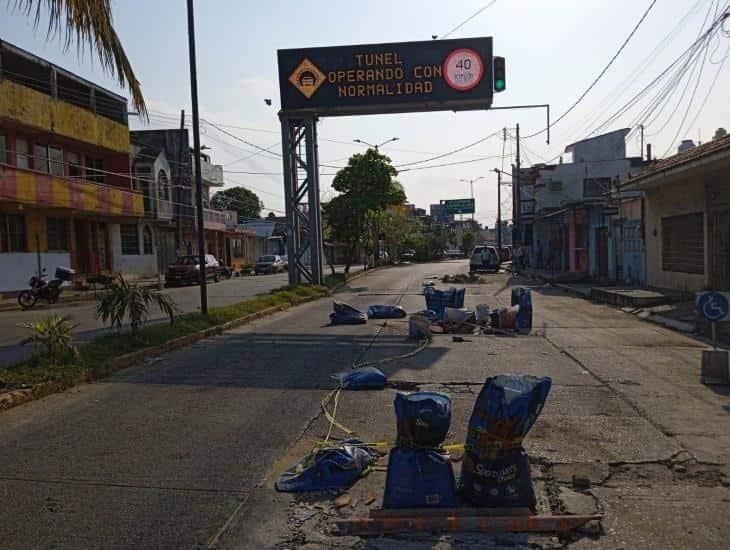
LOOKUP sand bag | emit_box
[395,392,451,448]
[383,447,457,508]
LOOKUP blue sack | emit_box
[511,287,533,330]
[395,392,451,448]
[460,374,551,510]
[383,447,457,508]
[423,287,465,320]
[331,366,387,390]
[367,305,407,319]
[275,440,377,492]
[330,301,367,325]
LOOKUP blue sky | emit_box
[2,0,728,224]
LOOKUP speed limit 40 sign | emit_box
[443,48,485,92]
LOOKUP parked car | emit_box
[499,246,512,262]
[443,248,463,259]
[255,254,286,274]
[401,249,416,260]
[469,245,501,273]
[165,254,220,286]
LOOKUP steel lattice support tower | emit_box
[280,114,324,285]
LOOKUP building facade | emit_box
[0,40,152,292]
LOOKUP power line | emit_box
[440,0,499,39]
[523,0,658,140]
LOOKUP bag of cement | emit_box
[330,301,367,325]
[275,439,378,492]
[383,447,457,508]
[511,288,533,330]
[395,391,451,448]
[490,306,519,330]
[367,305,407,319]
[460,375,551,510]
[331,366,387,390]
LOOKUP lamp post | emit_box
[353,137,399,151]
[459,176,484,222]
[493,168,513,253]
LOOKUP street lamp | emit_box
[459,177,484,222]
[493,168,513,252]
[353,137,399,150]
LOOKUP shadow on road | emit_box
[110,332,449,390]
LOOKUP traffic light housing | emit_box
[493,56,506,93]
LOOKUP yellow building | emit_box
[0,40,148,292]
[622,133,730,292]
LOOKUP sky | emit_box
[1,0,729,225]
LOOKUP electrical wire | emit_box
[440,0,499,39]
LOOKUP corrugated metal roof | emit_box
[622,135,730,186]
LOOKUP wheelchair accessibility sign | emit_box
[696,292,730,322]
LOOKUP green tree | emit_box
[461,231,476,256]
[324,149,406,272]
[211,186,263,222]
[9,0,146,115]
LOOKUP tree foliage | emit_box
[324,149,405,271]
[461,231,476,256]
[211,186,263,222]
[11,0,146,116]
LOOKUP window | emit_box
[120,224,140,255]
[33,144,49,173]
[662,213,704,274]
[158,170,170,200]
[584,177,611,198]
[16,139,30,169]
[232,238,243,257]
[46,218,69,251]
[49,147,64,176]
[0,214,27,252]
[86,157,104,184]
[0,135,6,164]
[142,225,154,255]
[67,152,82,178]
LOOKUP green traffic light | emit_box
[495,79,505,91]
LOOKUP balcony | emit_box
[203,207,227,231]
[0,164,144,216]
[200,158,224,187]
[143,195,173,221]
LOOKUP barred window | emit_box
[120,224,140,255]
[46,218,69,251]
[143,226,154,255]
[0,214,27,252]
[662,213,704,274]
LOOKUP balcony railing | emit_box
[0,164,144,216]
[203,207,227,230]
[201,159,224,186]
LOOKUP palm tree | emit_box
[10,0,146,116]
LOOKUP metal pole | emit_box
[176,109,185,254]
[497,170,502,252]
[470,179,474,222]
[186,0,207,314]
[712,321,717,350]
[515,123,521,246]
[280,116,297,285]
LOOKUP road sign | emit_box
[696,291,730,322]
[443,198,475,215]
[278,37,493,116]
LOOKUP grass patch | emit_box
[1,284,329,391]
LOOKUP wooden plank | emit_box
[370,507,533,518]
[335,514,602,536]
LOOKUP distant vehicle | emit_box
[401,249,416,260]
[499,246,512,262]
[255,254,286,274]
[444,249,463,259]
[470,245,501,273]
[166,254,220,286]
[281,254,289,271]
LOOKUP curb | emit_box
[0,293,326,414]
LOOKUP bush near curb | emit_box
[0,284,329,402]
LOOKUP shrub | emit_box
[19,314,79,364]
[97,275,177,334]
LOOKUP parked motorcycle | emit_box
[17,267,75,309]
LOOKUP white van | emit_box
[469,245,501,273]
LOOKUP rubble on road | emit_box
[442,273,484,284]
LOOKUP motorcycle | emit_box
[17,267,75,309]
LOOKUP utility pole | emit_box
[187,0,207,314]
[176,109,185,256]
[514,123,521,246]
[640,124,644,160]
[496,169,502,252]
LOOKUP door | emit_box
[74,220,89,274]
[709,210,730,290]
[596,227,609,279]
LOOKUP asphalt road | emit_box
[1,261,728,549]
[0,265,362,366]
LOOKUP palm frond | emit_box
[13,0,147,118]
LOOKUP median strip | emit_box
[0,284,331,413]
